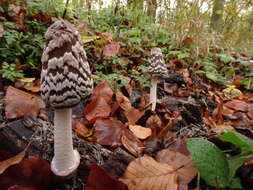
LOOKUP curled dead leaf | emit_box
[129,125,152,140]
[124,108,145,125]
[116,90,132,111]
[0,149,26,175]
[121,135,144,157]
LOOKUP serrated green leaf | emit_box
[187,138,230,188]
[219,131,253,152]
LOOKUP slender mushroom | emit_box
[40,19,93,177]
[148,47,168,111]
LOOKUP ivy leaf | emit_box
[187,138,230,188]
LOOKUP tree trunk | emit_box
[85,0,92,11]
[146,0,157,22]
[210,0,225,31]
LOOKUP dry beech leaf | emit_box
[5,86,45,119]
[124,108,145,125]
[156,149,197,190]
[92,82,113,103]
[146,114,162,128]
[85,164,127,190]
[103,41,120,57]
[94,118,126,147]
[84,81,114,123]
[0,156,53,190]
[72,119,92,138]
[120,156,178,190]
[224,100,248,112]
[0,149,26,175]
[94,118,144,151]
[84,97,111,123]
[116,90,132,111]
[129,125,152,140]
[121,135,144,157]
[247,111,253,120]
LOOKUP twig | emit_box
[63,0,70,19]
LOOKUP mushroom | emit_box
[40,19,93,177]
[148,47,168,111]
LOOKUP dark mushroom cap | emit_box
[40,19,93,109]
[148,47,168,77]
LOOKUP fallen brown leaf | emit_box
[124,108,145,125]
[84,96,111,123]
[94,118,126,147]
[121,134,144,157]
[103,41,120,57]
[116,90,132,111]
[85,164,127,190]
[5,86,45,119]
[92,82,113,103]
[0,149,26,175]
[0,156,53,190]
[247,112,253,120]
[224,100,248,112]
[156,149,197,190]
[120,156,178,190]
[72,118,92,138]
[129,125,152,140]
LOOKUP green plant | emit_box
[0,19,46,73]
[0,62,24,82]
[129,65,151,88]
[94,72,128,90]
[195,57,227,84]
[187,131,253,189]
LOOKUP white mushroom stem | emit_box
[51,108,80,177]
[150,76,158,111]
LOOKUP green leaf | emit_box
[219,54,235,64]
[206,72,226,84]
[228,152,253,179]
[219,131,253,152]
[187,138,230,188]
[229,178,242,189]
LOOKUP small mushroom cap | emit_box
[148,47,168,77]
[40,19,93,109]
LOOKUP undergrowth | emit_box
[0,0,252,90]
